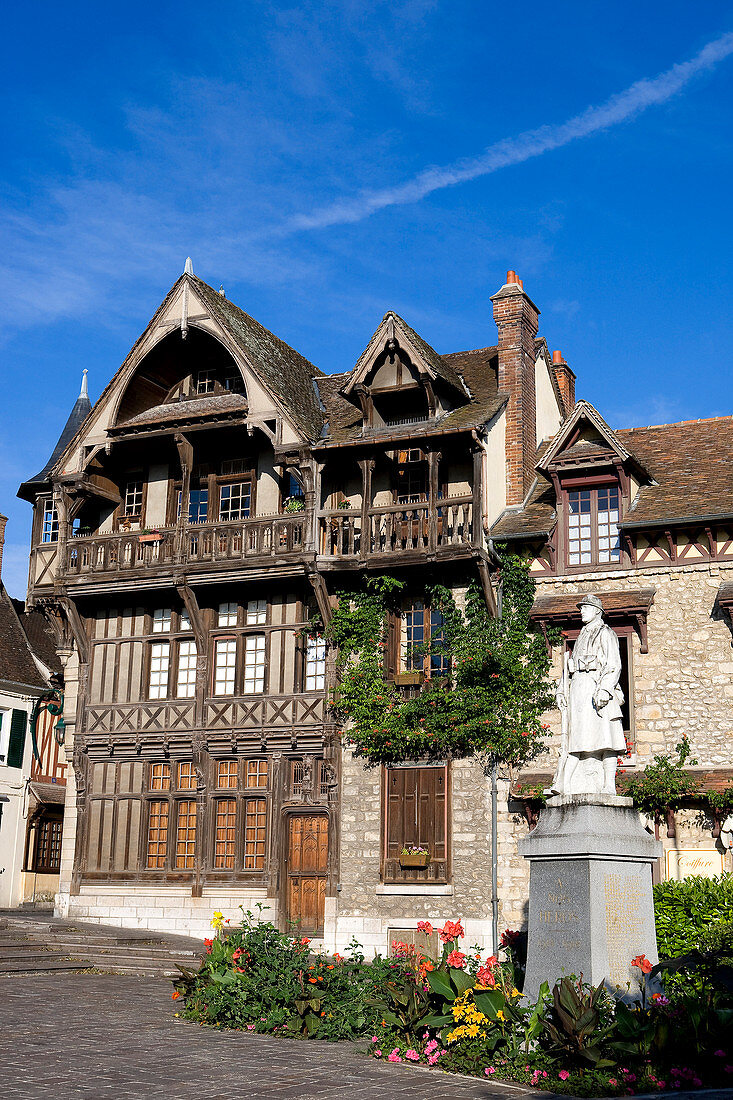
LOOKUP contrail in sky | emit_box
[285,30,733,233]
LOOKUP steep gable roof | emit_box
[190,277,326,441]
[0,584,49,689]
[343,311,469,398]
[537,399,635,471]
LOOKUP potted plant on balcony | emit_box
[283,496,305,513]
[138,529,163,543]
[399,845,430,869]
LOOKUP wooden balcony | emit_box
[62,515,307,582]
[318,495,475,560]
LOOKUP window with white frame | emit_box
[180,609,191,631]
[196,368,215,394]
[219,481,252,521]
[567,485,621,567]
[148,642,171,699]
[41,501,59,543]
[213,638,237,695]
[246,599,267,625]
[242,634,266,694]
[400,601,449,677]
[218,602,238,627]
[123,479,144,518]
[152,608,172,633]
[0,709,9,763]
[176,639,198,698]
[305,636,326,691]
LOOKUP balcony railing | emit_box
[64,515,306,578]
[318,495,474,557]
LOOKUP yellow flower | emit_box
[496,1010,505,1021]
[511,987,521,998]
[466,1023,481,1038]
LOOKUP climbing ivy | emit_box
[325,553,556,769]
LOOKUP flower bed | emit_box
[173,905,733,1095]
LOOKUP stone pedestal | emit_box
[519,794,662,1003]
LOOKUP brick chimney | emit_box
[491,271,540,505]
[552,349,576,417]
[0,514,7,580]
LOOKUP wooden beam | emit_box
[477,558,498,619]
[57,596,89,664]
[307,569,332,627]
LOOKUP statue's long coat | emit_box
[557,618,626,755]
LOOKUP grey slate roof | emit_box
[191,278,326,441]
[0,584,49,689]
[19,387,92,498]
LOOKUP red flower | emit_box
[631,954,652,974]
[204,938,213,955]
[172,990,181,1000]
[300,937,311,945]
[416,921,433,935]
[446,950,466,969]
[500,929,521,948]
[439,919,464,943]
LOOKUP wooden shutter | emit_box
[7,709,28,769]
[383,765,448,883]
[385,612,400,679]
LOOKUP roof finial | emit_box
[80,368,89,399]
[184,257,194,275]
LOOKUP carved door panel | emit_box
[286,814,328,934]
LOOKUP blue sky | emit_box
[1,2,732,596]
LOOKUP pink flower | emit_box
[246,1024,255,1031]
[724,1066,733,1074]
[416,920,433,935]
[446,949,466,969]
[438,919,464,943]
[425,1040,438,1054]
[558,1070,570,1081]
[405,1050,420,1062]
[371,1036,379,1043]
[374,1049,382,1058]
[485,1067,496,1076]
[387,1050,403,1063]
[608,1079,618,1088]
[715,1050,726,1057]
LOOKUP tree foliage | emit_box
[325,553,555,769]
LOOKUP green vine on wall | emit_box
[325,553,556,769]
[621,738,700,818]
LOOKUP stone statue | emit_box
[551,594,626,797]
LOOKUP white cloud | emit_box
[282,30,733,233]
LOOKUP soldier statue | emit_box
[552,594,626,796]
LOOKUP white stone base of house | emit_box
[322,898,494,957]
[56,886,276,941]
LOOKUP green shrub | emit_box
[654,873,733,960]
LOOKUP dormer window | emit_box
[566,482,621,568]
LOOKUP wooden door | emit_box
[286,814,328,934]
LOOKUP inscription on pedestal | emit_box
[604,870,645,985]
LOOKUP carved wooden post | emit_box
[359,457,374,557]
[175,434,193,563]
[192,733,208,898]
[472,443,483,547]
[427,449,441,552]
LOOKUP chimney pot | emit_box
[518,279,524,290]
[552,349,563,365]
[506,270,518,285]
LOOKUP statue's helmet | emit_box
[577,593,604,612]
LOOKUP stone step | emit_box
[0,958,92,974]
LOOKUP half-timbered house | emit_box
[16,265,733,950]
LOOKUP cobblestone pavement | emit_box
[0,973,552,1100]
[2,975,732,1100]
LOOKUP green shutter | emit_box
[7,709,28,769]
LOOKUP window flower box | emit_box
[138,531,163,543]
[399,847,430,868]
[394,671,422,686]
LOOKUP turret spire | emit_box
[80,368,88,399]
[184,257,194,275]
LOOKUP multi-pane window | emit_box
[221,458,247,476]
[146,802,169,868]
[196,368,215,394]
[285,473,304,501]
[180,609,191,631]
[384,766,448,883]
[213,638,237,695]
[214,799,237,868]
[401,602,448,676]
[395,453,428,505]
[123,479,144,518]
[246,759,268,789]
[223,367,244,393]
[148,642,170,699]
[149,762,171,790]
[218,602,238,627]
[217,760,239,788]
[33,814,63,873]
[42,500,59,543]
[188,488,209,524]
[176,639,197,697]
[177,761,196,790]
[246,599,266,625]
[244,799,267,870]
[153,608,172,633]
[219,481,252,521]
[305,636,326,691]
[243,635,266,694]
[175,800,197,868]
[567,486,621,567]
